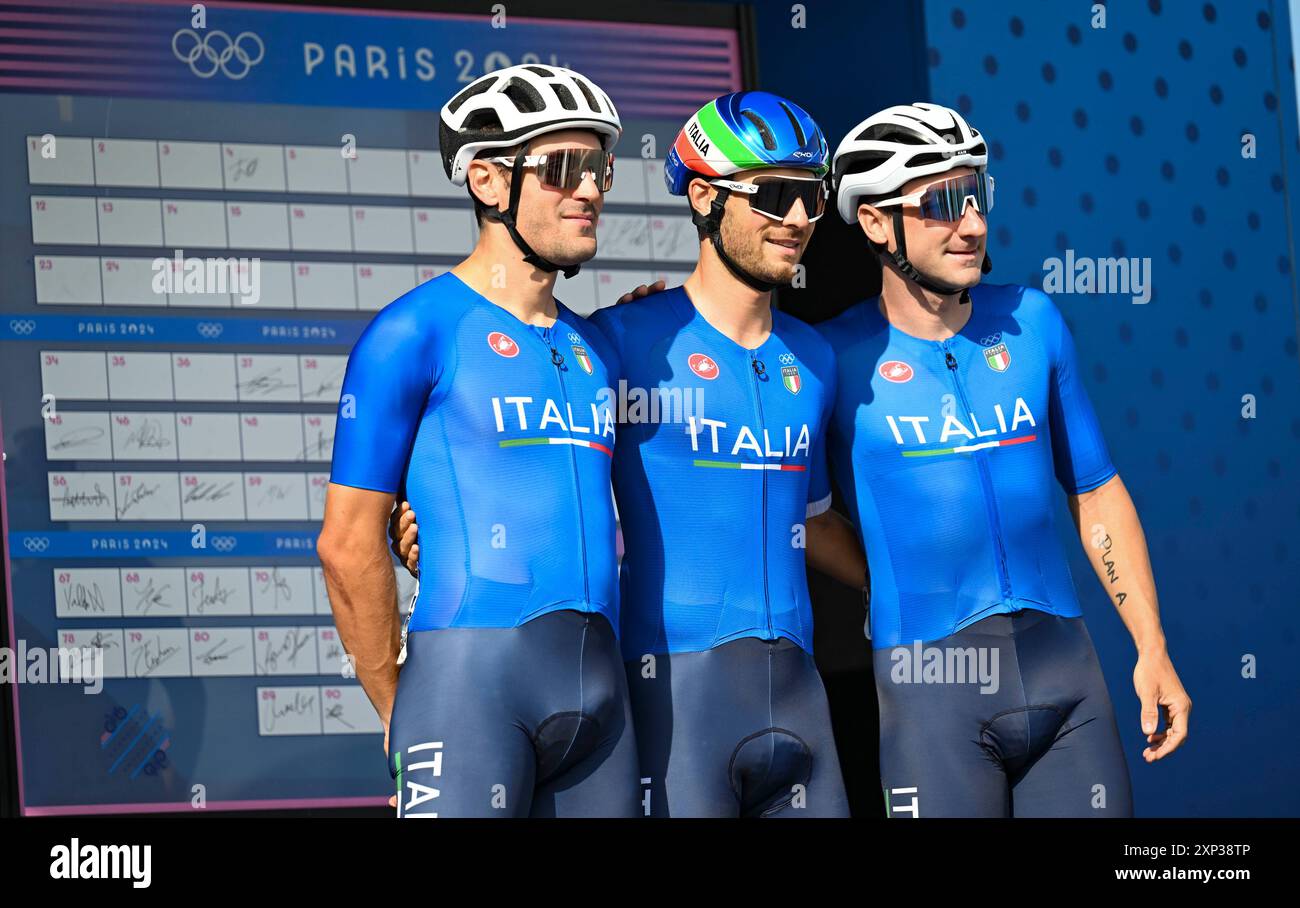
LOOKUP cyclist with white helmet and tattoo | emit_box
[818,102,1191,816]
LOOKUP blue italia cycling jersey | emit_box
[329,272,621,633]
[817,284,1115,649]
[589,287,837,658]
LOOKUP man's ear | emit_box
[466,159,505,211]
[686,177,715,219]
[857,202,891,248]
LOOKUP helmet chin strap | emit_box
[691,186,781,293]
[872,208,992,305]
[482,151,582,279]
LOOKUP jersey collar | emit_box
[865,289,988,353]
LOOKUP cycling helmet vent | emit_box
[502,77,545,114]
[741,110,778,151]
[777,101,806,146]
[446,78,495,116]
[572,76,601,112]
[552,84,578,111]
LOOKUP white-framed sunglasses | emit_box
[486,147,614,192]
[871,171,995,221]
[707,174,829,221]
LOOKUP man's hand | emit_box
[615,279,666,305]
[388,501,419,576]
[1133,647,1192,762]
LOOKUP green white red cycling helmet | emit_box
[832,102,992,301]
[665,91,829,291]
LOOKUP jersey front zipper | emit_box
[942,342,1014,603]
[539,325,591,607]
[749,350,772,640]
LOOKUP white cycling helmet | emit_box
[439,64,622,187]
[831,102,987,224]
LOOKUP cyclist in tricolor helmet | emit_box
[665,90,830,291]
[832,102,992,304]
[577,91,850,816]
[439,63,622,277]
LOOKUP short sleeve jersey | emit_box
[816,283,1115,648]
[589,287,837,658]
[329,273,621,633]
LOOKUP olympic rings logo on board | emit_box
[172,29,266,80]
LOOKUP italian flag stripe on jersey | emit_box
[900,434,1037,458]
[692,460,807,471]
[500,437,613,457]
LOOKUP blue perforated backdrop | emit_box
[925,0,1300,818]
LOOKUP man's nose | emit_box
[572,170,602,204]
[783,198,811,230]
[957,198,987,237]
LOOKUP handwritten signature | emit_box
[124,418,172,451]
[261,628,312,673]
[61,582,107,613]
[238,368,296,397]
[258,568,294,608]
[195,637,245,666]
[257,483,290,505]
[183,480,235,504]
[53,484,111,509]
[301,370,343,401]
[324,703,355,729]
[191,576,236,615]
[116,481,160,518]
[131,578,177,615]
[89,631,120,651]
[298,429,335,461]
[132,635,180,677]
[50,426,106,451]
[263,690,316,733]
[227,155,260,183]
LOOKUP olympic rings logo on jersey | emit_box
[172,29,265,80]
[778,353,796,366]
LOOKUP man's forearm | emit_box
[319,539,403,721]
[1069,473,1166,654]
[807,508,868,590]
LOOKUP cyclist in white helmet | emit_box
[817,102,1191,816]
[320,64,639,817]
